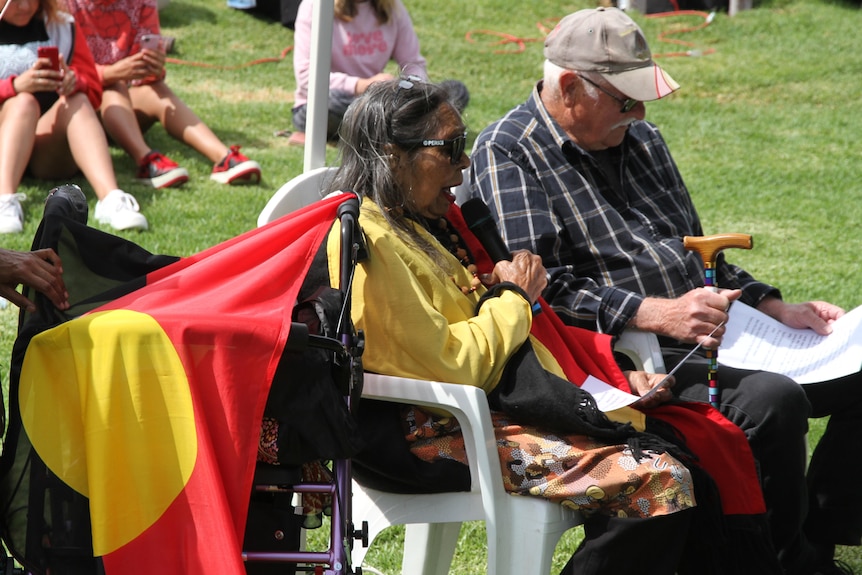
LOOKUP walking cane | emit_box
[682,233,753,408]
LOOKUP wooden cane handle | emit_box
[683,233,752,265]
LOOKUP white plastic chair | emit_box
[351,374,584,575]
[256,166,337,227]
[259,169,668,575]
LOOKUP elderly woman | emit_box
[327,78,718,574]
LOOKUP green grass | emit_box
[2,0,862,571]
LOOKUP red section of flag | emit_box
[96,193,352,573]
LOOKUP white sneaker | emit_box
[0,193,26,234]
[95,190,149,231]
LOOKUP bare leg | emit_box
[0,94,40,196]
[31,93,120,201]
[130,81,228,163]
[100,82,152,164]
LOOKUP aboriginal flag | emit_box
[0,192,356,574]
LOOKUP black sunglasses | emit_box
[403,133,467,165]
[579,75,639,114]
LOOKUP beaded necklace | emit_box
[418,215,482,295]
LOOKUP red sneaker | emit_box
[136,150,189,189]
[210,145,261,185]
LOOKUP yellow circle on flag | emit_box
[20,310,197,555]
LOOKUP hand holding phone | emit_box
[132,35,165,86]
[37,46,60,71]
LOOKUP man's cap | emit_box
[544,7,680,102]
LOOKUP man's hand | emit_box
[757,297,844,335]
[633,288,742,347]
[0,248,69,312]
[626,370,675,409]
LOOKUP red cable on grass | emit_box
[465,10,715,59]
[163,11,712,69]
[465,19,555,54]
[646,10,716,58]
[165,45,293,69]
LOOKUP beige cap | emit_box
[544,7,679,102]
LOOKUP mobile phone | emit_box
[37,46,60,71]
[140,34,163,52]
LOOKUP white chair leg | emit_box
[491,496,581,575]
[402,522,461,575]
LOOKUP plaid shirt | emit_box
[469,83,779,336]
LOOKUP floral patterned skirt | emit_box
[404,407,695,519]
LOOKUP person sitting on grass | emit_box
[64,0,262,189]
[287,0,468,146]
[0,0,149,233]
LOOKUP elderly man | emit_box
[469,7,860,575]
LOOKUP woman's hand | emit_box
[104,54,147,83]
[139,47,165,78]
[627,370,675,409]
[103,50,163,85]
[13,58,63,94]
[487,250,547,303]
[57,56,77,96]
[355,73,395,95]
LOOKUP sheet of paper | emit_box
[580,375,639,412]
[719,302,862,384]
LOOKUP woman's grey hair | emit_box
[328,78,458,260]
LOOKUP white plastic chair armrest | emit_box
[614,328,666,374]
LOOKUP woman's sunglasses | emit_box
[405,133,467,165]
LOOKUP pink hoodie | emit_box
[292,0,427,108]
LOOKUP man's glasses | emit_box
[403,133,467,165]
[579,75,639,114]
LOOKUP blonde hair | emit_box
[42,0,62,22]
[335,0,396,25]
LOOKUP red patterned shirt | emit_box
[63,0,160,81]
